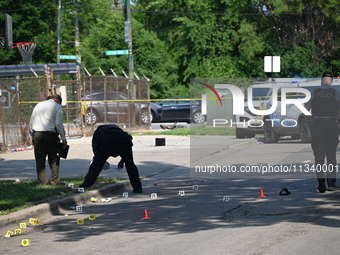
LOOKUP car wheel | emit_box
[236,128,255,139]
[299,118,311,143]
[84,110,98,125]
[141,110,151,125]
[192,111,205,124]
[236,128,246,138]
[263,120,279,143]
[150,111,155,123]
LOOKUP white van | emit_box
[235,83,272,138]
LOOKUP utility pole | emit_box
[124,0,136,126]
[125,0,134,80]
[57,0,62,64]
[73,0,81,63]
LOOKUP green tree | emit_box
[134,0,265,88]
[80,13,178,98]
[0,1,81,65]
[257,0,340,76]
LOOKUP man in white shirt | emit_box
[29,95,67,185]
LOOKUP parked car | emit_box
[262,79,340,143]
[82,91,151,125]
[150,97,205,124]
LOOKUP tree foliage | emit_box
[0,0,339,98]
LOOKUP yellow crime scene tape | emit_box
[17,93,305,105]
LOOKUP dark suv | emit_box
[82,91,151,125]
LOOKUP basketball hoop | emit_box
[12,42,36,65]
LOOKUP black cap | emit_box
[322,72,333,78]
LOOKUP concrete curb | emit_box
[0,180,131,231]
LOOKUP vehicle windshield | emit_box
[118,93,128,100]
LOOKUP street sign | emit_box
[106,50,128,55]
[60,55,78,60]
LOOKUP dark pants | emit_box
[33,132,60,185]
[83,135,142,191]
[311,119,339,187]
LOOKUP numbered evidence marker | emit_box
[21,239,31,246]
[192,185,198,190]
[5,231,14,237]
[20,223,27,229]
[151,193,157,199]
[29,218,40,225]
[76,206,83,212]
[122,192,128,198]
[77,219,85,225]
[68,183,74,188]
[89,214,96,221]
[179,191,185,196]
[223,196,230,202]
[15,229,22,235]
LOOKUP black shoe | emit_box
[318,181,326,193]
[327,186,340,191]
[133,189,143,193]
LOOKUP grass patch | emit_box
[0,177,122,216]
[132,128,190,136]
[190,126,236,136]
[132,127,236,136]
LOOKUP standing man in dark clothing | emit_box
[305,72,340,193]
[29,94,67,185]
[79,124,143,193]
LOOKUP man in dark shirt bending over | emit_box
[79,124,142,193]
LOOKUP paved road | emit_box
[0,135,190,182]
[1,135,340,254]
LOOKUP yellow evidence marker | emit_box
[21,239,30,246]
[29,218,40,225]
[77,219,85,225]
[89,214,96,220]
[15,229,22,235]
[5,231,14,237]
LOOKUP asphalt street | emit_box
[1,133,340,254]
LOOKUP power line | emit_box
[132,9,340,16]
[71,6,340,16]
[0,4,339,17]
[0,5,55,13]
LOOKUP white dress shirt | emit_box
[29,99,66,140]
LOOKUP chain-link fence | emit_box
[0,74,150,152]
[81,76,150,131]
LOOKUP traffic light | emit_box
[5,13,13,49]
